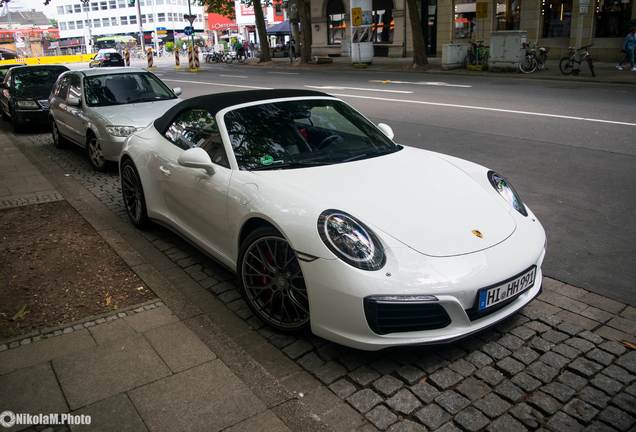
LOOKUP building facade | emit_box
[51,0,205,47]
[310,0,635,61]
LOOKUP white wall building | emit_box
[51,0,205,40]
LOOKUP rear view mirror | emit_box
[177,147,215,175]
[377,123,395,140]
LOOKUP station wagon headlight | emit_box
[16,100,39,109]
[487,171,528,216]
[317,210,385,271]
[106,126,138,137]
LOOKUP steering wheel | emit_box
[316,134,343,150]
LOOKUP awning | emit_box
[266,20,290,34]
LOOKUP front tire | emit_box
[238,227,310,333]
[519,55,538,74]
[51,118,66,148]
[87,134,107,171]
[120,159,150,228]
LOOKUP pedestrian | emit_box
[616,27,635,71]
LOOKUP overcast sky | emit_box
[7,0,56,16]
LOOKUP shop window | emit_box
[372,0,394,43]
[327,0,346,45]
[542,0,572,37]
[595,0,632,37]
[496,0,521,29]
[454,0,476,39]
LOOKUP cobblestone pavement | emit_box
[21,134,636,432]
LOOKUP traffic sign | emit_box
[184,26,194,36]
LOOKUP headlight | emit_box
[16,100,39,109]
[487,171,528,216]
[317,210,385,270]
[105,126,138,137]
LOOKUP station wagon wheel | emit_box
[239,228,310,332]
[120,159,149,228]
[51,118,65,148]
[87,135,106,171]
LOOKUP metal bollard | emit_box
[147,48,153,68]
[194,45,200,70]
[124,48,130,66]
[175,49,180,69]
[188,46,195,71]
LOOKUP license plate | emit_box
[478,267,536,311]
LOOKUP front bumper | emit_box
[15,109,48,126]
[301,211,546,351]
[99,135,127,162]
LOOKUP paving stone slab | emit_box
[387,420,427,432]
[590,375,623,396]
[349,367,381,387]
[487,413,527,432]
[542,382,576,403]
[88,319,138,345]
[329,379,358,399]
[511,372,542,392]
[597,405,635,431]
[563,398,599,423]
[540,351,570,369]
[129,360,266,432]
[475,366,504,386]
[385,389,421,415]
[0,330,95,375]
[527,391,561,415]
[0,363,68,431]
[527,361,560,383]
[434,391,469,415]
[512,346,541,365]
[496,357,525,376]
[546,412,583,432]
[365,405,398,430]
[616,351,636,374]
[494,379,525,403]
[456,377,491,401]
[223,410,291,432]
[454,407,489,432]
[410,382,440,404]
[70,394,148,432]
[144,321,216,373]
[611,392,636,416]
[448,359,475,377]
[53,335,171,409]
[603,365,633,384]
[373,375,404,396]
[473,393,511,418]
[347,389,384,414]
[578,386,611,409]
[509,402,544,429]
[568,357,603,377]
[415,404,450,430]
[557,371,588,391]
[428,368,463,389]
[123,307,179,333]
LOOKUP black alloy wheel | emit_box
[238,227,310,332]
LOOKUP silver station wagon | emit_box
[49,68,182,170]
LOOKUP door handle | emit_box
[159,165,172,176]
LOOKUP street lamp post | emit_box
[82,0,93,54]
[136,0,146,52]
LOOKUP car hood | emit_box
[94,98,180,127]
[253,146,517,257]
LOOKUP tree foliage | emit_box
[202,0,235,19]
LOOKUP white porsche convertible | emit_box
[120,89,546,350]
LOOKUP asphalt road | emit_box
[13,61,636,306]
[147,63,636,306]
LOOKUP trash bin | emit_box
[442,43,470,70]
[488,30,528,71]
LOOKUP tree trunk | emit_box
[406,0,428,66]
[298,0,313,63]
[253,0,271,62]
[287,0,302,57]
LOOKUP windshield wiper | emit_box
[250,160,329,171]
[342,147,402,163]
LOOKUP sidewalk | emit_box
[0,131,323,432]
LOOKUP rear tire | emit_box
[559,57,573,75]
[120,158,150,229]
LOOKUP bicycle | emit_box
[465,40,489,68]
[519,42,549,74]
[559,44,595,77]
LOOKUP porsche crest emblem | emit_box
[472,230,484,239]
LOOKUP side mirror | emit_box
[377,123,395,140]
[177,147,215,175]
[172,87,182,97]
[67,95,81,106]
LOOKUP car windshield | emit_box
[84,72,175,107]
[13,67,67,98]
[224,99,401,170]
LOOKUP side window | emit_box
[68,75,82,101]
[54,76,70,99]
[164,109,229,168]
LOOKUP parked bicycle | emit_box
[465,40,489,68]
[559,44,595,77]
[519,42,549,74]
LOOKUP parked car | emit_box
[49,68,182,170]
[0,65,69,132]
[119,89,547,350]
[89,51,125,68]
[0,64,20,80]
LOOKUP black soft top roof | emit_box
[153,89,330,134]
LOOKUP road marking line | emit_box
[331,93,636,127]
[370,79,473,88]
[305,85,413,94]
[269,71,300,75]
[163,79,271,90]
[220,74,248,78]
